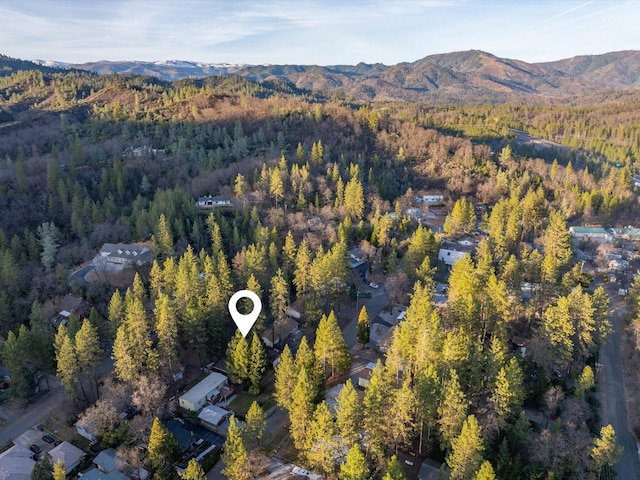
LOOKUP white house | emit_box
[422,195,444,205]
[196,196,234,208]
[438,248,469,267]
[99,243,153,267]
[568,226,614,244]
[179,372,228,412]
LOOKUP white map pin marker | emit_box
[228,290,262,337]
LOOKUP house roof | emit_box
[0,445,36,480]
[93,448,117,473]
[610,227,640,239]
[418,459,445,480]
[82,468,129,480]
[262,317,300,344]
[100,243,152,261]
[197,405,231,426]
[569,226,610,235]
[179,372,228,407]
[49,442,84,473]
[439,241,475,253]
[59,294,84,313]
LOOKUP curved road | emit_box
[0,357,113,446]
[599,284,640,479]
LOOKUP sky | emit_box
[1,0,639,66]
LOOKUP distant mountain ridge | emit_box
[3,50,640,102]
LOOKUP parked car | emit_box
[368,282,379,289]
[42,435,55,444]
[358,291,372,298]
[29,444,41,454]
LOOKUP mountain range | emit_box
[8,50,640,103]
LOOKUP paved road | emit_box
[68,265,94,289]
[599,285,640,479]
[0,356,114,446]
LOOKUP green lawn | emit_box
[226,390,274,418]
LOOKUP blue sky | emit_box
[1,0,638,65]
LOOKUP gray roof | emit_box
[0,445,35,480]
[100,243,152,263]
[93,448,117,473]
[49,442,84,474]
[82,468,129,480]
[179,372,228,408]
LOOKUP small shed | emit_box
[198,405,232,431]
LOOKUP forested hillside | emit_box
[0,63,636,479]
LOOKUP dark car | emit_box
[29,444,41,454]
[42,435,55,444]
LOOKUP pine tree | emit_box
[305,401,338,477]
[248,332,268,394]
[294,240,312,298]
[489,357,524,431]
[274,344,296,410]
[154,213,174,257]
[74,319,102,399]
[447,415,484,480]
[179,459,206,480]
[404,225,439,278]
[37,222,59,269]
[314,311,351,377]
[363,361,389,464]
[438,370,468,451]
[473,461,495,480]
[415,364,440,454]
[356,306,370,348]
[132,272,146,302]
[269,168,284,208]
[155,292,178,375]
[289,366,316,450]
[269,268,289,344]
[541,209,573,284]
[532,296,574,372]
[243,401,266,450]
[112,295,158,384]
[56,332,79,397]
[109,289,124,333]
[575,364,595,398]
[335,380,362,447]
[344,177,365,219]
[591,424,622,476]
[339,444,369,480]
[227,331,250,383]
[295,336,325,402]
[52,460,66,480]
[382,456,406,480]
[147,417,179,473]
[31,452,53,480]
[222,416,250,480]
[444,198,476,237]
[388,378,416,454]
